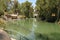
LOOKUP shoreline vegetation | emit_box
[0,0,60,23]
[0,0,60,40]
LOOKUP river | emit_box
[4,18,60,40]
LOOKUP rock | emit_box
[0,29,11,40]
[11,38,16,40]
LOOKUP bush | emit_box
[0,10,4,16]
[0,18,6,28]
[8,10,13,14]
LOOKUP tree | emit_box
[36,0,49,20]
[0,0,11,16]
[20,1,33,18]
[36,0,60,22]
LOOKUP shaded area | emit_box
[35,32,60,40]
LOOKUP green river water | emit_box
[1,18,60,40]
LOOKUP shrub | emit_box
[0,10,4,16]
[0,18,6,29]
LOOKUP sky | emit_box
[18,0,36,7]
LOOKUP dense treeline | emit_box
[36,0,60,22]
[0,0,33,18]
[0,0,60,22]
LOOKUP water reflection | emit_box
[27,18,37,40]
[6,18,37,40]
[9,18,37,40]
[5,18,60,40]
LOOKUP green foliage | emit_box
[0,18,6,28]
[0,0,11,16]
[0,10,4,16]
[20,1,33,18]
[0,0,33,18]
[8,10,13,14]
[36,0,60,21]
